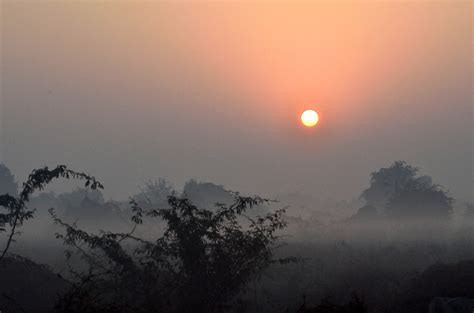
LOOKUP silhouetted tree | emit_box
[361,161,452,220]
[58,188,105,208]
[51,193,292,313]
[0,164,18,196]
[361,161,419,210]
[0,165,103,261]
[386,180,453,219]
[133,178,174,209]
[350,204,378,221]
[183,179,234,209]
[57,187,116,222]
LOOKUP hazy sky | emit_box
[1,1,472,202]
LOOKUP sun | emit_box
[301,109,319,127]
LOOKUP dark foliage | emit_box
[50,193,291,313]
[394,259,474,313]
[133,179,174,210]
[386,181,453,219]
[183,179,234,209]
[361,161,419,210]
[361,161,452,219]
[0,163,18,196]
[0,255,69,313]
[350,204,378,221]
[0,165,103,261]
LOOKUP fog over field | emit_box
[0,1,473,313]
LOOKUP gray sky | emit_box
[1,1,472,202]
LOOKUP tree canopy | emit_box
[361,161,453,219]
[51,192,291,313]
[0,165,103,260]
[0,164,18,196]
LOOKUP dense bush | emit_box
[50,193,291,313]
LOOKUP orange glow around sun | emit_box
[301,109,319,127]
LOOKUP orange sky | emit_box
[1,1,472,201]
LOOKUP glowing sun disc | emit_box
[301,109,319,127]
